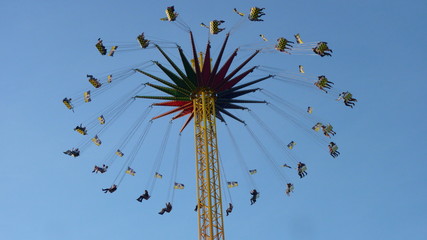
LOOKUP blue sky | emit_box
[0,0,426,239]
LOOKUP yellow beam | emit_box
[193,90,224,240]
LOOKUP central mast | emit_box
[193,90,224,240]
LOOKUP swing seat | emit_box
[248,7,264,21]
[89,78,102,88]
[92,136,102,146]
[313,123,322,131]
[115,150,124,157]
[96,43,107,55]
[165,7,178,21]
[209,21,224,35]
[75,128,87,135]
[98,115,105,124]
[126,167,136,176]
[294,34,304,44]
[108,46,118,56]
[249,169,257,174]
[84,91,91,103]
[174,183,185,189]
[63,99,73,110]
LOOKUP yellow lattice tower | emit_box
[193,90,224,240]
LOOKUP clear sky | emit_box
[1,0,426,240]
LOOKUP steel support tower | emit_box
[193,90,224,240]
